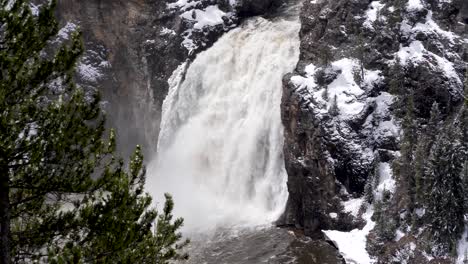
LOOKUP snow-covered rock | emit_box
[281,1,467,262]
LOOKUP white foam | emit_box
[147,17,300,233]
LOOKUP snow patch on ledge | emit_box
[181,5,227,30]
[342,197,364,217]
[56,22,78,41]
[328,59,367,118]
[290,59,383,120]
[324,203,376,264]
[406,0,424,12]
[412,11,456,43]
[397,41,462,86]
[180,4,231,52]
[363,1,385,29]
[167,0,201,10]
[167,1,237,53]
[78,63,102,83]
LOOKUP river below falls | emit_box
[181,227,344,264]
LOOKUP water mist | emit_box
[147,14,300,234]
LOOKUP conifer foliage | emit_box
[0,1,188,263]
[424,125,465,255]
[369,66,468,258]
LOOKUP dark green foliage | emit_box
[0,1,188,263]
[353,65,363,87]
[392,98,466,256]
[368,190,398,257]
[388,0,404,26]
[47,145,189,264]
[424,125,465,255]
[318,45,333,67]
[364,156,381,204]
[463,159,468,219]
[413,139,425,208]
[388,58,406,117]
[375,66,468,258]
[461,73,468,211]
[0,0,91,261]
[464,70,468,106]
[329,94,339,116]
[393,93,417,220]
[461,71,468,151]
[363,179,374,204]
[373,190,397,242]
[321,85,329,101]
[413,103,441,208]
[353,32,366,86]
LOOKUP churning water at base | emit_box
[147,14,300,233]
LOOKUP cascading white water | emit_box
[147,14,300,233]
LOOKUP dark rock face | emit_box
[237,0,287,16]
[455,0,468,24]
[278,73,343,237]
[56,0,186,155]
[55,0,289,156]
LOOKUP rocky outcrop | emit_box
[237,0,287,16]
[55,0,292,156]
[280,0,467,241]
[278,72,351,237]
[460,0,468,23]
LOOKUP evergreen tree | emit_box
[461,71,468,222]
[364,155,381,204]
[463,161,468,212]
[47,145,189,264]
[373,190,397,242]
[329,94,340,116]
[389,57,406,117]
[393,93,417,220]
[319,44,333,67]
[388,0,404,26]
[413,138,425,208]
[321,85,329,101]
[461,70,468,151]
[354,32,366,85]
[425,102,442,144]
[364,178,374,204]
[413,103,440,208]
[424,125,465,255]
[0,1,188,262]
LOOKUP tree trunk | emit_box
[0,170,10,264]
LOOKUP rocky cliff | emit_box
[56,0,181,155]
[280,0,467,262]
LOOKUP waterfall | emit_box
[147,14,300,233]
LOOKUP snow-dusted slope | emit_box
[281,0,467,262]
